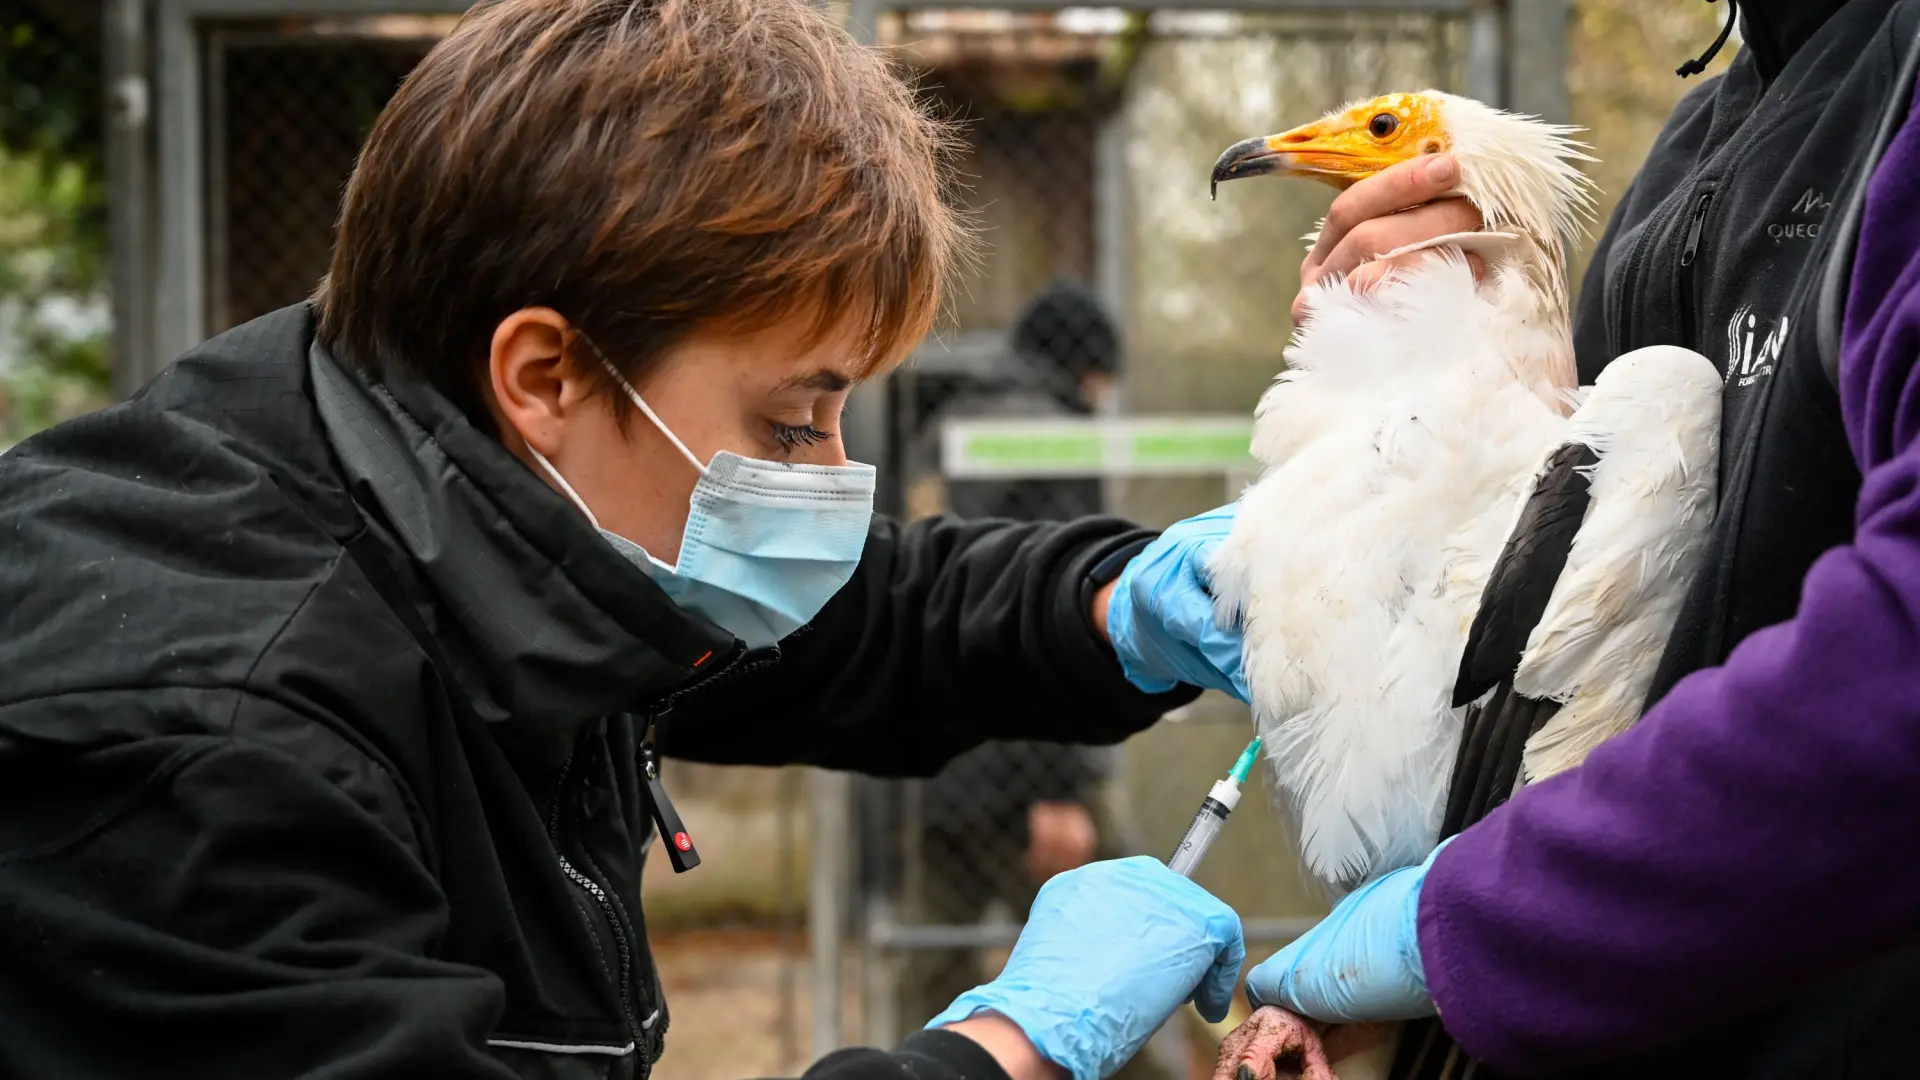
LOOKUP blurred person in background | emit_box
[865,284,1180,1080]
[0,3,1258,1080]
[1230,2,1920,1078]
[943,280,1122,523]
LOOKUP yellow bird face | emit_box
[1211,93,1450,196]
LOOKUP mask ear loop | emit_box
[525,445,603,530]
[570,328,710,477]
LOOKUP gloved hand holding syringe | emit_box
[926,737,1260,1080]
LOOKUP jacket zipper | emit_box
[1679,191,1714,267]
[632,639,788,871]
[644,641,787,729]
[637,625,809,740]
[1611,183,1717,358]
[534,635,799,1070]
[1677,188,1716,345]
[545,744,645,1055]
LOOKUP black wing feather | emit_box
[1389,444,1601,1080]
[1450,442,1600,708]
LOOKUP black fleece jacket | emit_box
[0,304,1196,1080]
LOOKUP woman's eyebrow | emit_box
[775,369,854,392]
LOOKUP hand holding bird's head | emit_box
[1210,90,1596,253]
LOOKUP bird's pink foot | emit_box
[1211,1005,1336,1080]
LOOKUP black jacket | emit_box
[0,305,1195,1080]
[1564,0,1920,1075]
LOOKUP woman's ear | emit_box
[487,307,590,456]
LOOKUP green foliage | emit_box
[0,150,112,446]
[0,6,105,173]
[0,4,111,447]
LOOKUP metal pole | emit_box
[846,0,880,40]
[154,0,206,363]
[808,768,851,1059]
[777,767,802,1067]
[202,27,230,337]
[105,0,153,397]
[864,917,1322,950]
[1505,0,1570,124]
[1093,106,1130,505]
[837,0,899,521]
[861,895,900,1049]
[1463,0,1505,108]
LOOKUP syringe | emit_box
[1167,737,1262,878]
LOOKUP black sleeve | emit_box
[785,1030,1015,1080]
[0,689,515,1080]
[658,514,1198,777]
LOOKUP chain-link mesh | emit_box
[205,18,453,335]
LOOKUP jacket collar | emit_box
[1738,0,1856,79]
[308,332,738,729]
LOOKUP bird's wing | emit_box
[1438,441,1598,836]
[1439,686,1566,841]
[1452,441,1600,709]
[1445,345,1720,809]
[1514,345,1722,780]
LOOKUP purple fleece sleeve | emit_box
[1413,94,1920,1075]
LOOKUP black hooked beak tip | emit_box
[1211,135,1282,201]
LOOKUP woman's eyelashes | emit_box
[770,421,834,451]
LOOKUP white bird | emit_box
[1201,92,1723,1080]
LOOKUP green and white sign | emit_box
[940,416,1257,479]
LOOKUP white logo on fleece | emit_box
[1725,305,1789,389]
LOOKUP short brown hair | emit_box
[316,0,969,425]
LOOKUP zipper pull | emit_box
[1680,192,1714,267]
[642,745,701,873]
[641,701,669,748]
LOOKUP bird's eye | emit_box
[1368,112,1400,138]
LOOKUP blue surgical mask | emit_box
[527,357,875,650]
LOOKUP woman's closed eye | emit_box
[771,421,834,451]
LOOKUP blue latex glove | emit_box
[1244,839,1454,1023]
[928,856,1246,1080]
[1106,503,1249,701]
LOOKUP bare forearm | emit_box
[947,1016,1069,1080]
[1090,578,1118,642]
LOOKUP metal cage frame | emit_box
[110,0,475,390]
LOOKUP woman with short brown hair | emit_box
[0,3,1251,1079]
